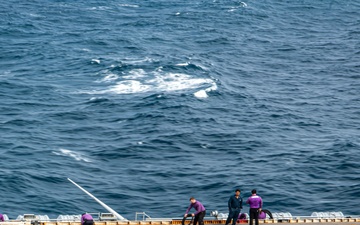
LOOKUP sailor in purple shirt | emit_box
[81,213,94,225]
[0,214,4,222]
[246,189,263,225]
[184,197,206,225]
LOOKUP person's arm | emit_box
[185,204,193,214]
[228,197,232,210]
[240,197,243,209]
[246,197,250,204]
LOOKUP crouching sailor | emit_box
[184,197,206,225]
[81,213,94,225]
[0,213,4,222]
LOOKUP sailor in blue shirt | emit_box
[225,189,243,225]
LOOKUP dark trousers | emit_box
[83,220,94,225]
[194,211,206,225]
[226,209,240,225]
[249,208,259,225]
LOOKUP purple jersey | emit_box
[246,194,263,208]
[0,214,4,222]
[185,201,206,215]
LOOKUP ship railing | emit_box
[135,212,151,221]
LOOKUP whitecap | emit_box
[122,57,153,64]
[91,59,101,64]
[119,4,139,8]
[194,82,218,99]
[122,69,146,79]
[53,148,92,162]
[194,90,208,98]
[100,73,119,83]
[176,62,189,66]
[106,80,152,94]
[92,68,217,97]
[240,2,248,7]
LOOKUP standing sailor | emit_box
[81,213,94,225]
[225,189,243,225]
[184,197,206,225]
[246,189,263,225]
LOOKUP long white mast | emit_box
[68,178,127,221]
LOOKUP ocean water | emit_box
[0,0,359,220]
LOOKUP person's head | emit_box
[235,189,241,196]
[189,197,196,203]
[251,189,257,194]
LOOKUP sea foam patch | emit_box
[94,68,217,97]
[53,148,92,162]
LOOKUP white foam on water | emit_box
[153,73,212,92]
[1,71,11,77]
[194,90,208,98]
[101,73,119,82]
[194,82,218,99]
[122,69,146,79]
[101,73,215,94]
[122,57,153,64]
[106,80,152,94]
[119,4,139,8]
[89,6,111,11]
[241,2,248,7]
[91,59,101,64]
[91,66,217,96]
[52,148,92,162]
[176,62,189,66]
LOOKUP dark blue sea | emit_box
[1,0,359,220]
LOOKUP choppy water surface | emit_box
[0,0,359,219]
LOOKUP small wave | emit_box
[86,97,109,104]
[52,148,92,162]
[91,59,101,64]
[176,62,189,66]
[97,73,119,83]
[122,69,147,79]
[119,4,139,8]
[175,62,208,71]
[89,6,111,11]
[194,83,218,99]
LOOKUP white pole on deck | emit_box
[67,178,127,221]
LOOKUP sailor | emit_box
[225,189,243,225]
[0,213,4,222]
[81,213,94,225]
[246,189,263,225]
[259,211,266,219]
[184,197,206,225]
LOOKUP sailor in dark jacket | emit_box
[225,189,243,225]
